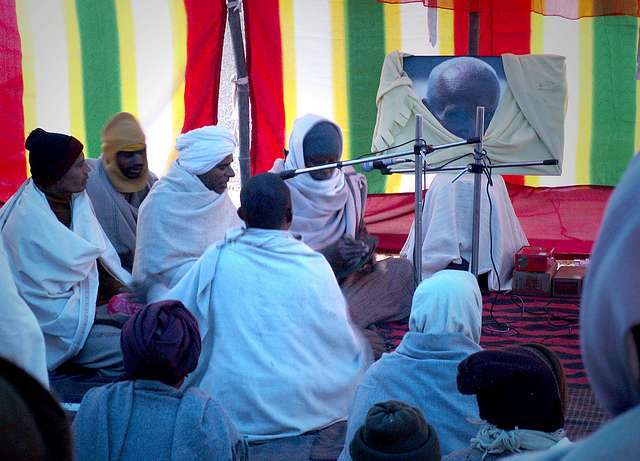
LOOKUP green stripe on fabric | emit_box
[75,0,121,158]
[345,1,387,194]
[590,16,637,185]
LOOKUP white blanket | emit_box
[271,114,366,250]
[0,237,48,387]
[133,161,242,301]
[0,180,131,369]
[402,174,528,290]
[167,227,371,441]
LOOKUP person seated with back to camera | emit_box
[72,300,247,461]
[349,400,442,461]
[271,113,415,357]
[339,270,484,461]
[0,128,131,377]
[166,173,371,448]
[443,345,569,461]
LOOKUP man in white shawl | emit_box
[85,112,157,271]
[0,128,131,375]
[400,57,528,290]
[272,114,415,357]
[339,270,483,460]
[504,155,640,461]
[0,237,48,388]
[134,125,242,301]
[167,173,371,442]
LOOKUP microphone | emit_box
[279,169,297,180]
[361,157,412,172]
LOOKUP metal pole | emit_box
[414,115,424,287]
[470,106,485,277]
[227,0,251,186]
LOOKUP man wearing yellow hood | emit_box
[86,112,157,271]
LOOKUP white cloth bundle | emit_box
[270,114,365,250]
[0,180,130,369]
[402,173,528,291]
[176,125,236,175]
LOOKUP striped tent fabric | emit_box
[1,0,639,199]
[0,0,228,201]
[246,0,640,193]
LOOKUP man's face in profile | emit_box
[422,57,501,140]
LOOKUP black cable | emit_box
[353,138,424,160]
[479,156,520,336]
[427,152,475,171]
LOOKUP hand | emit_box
[337,235,370,263]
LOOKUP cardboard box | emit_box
[513,265,557,296]
[515,246,556,273]
[553,266,586,298]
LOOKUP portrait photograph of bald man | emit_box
[404,55,506,139]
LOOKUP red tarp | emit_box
[365,184,613,255]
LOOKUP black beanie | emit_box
[349,400,441,461]
[457,347,564,432]
[302,121,342,161]
[26,128,84,188]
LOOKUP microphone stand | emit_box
[384,109,559,282]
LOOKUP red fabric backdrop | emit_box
[365,184,613,255]
[181,0,227,132]
[0,0,26,202]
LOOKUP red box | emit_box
[515,246,556,273]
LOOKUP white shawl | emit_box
[133,161,242,301]
[0,237,48,387]
[409,270,483,343]
[271,114,366,250]
[167,227,371,441]
[0,180,131,369]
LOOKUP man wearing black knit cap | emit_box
[0,128,131,377]
[443,346,569,461]
[349,400,441,460]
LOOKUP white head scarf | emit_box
[581,155,640,417]
[409,270,483,344]
[176,125,236,175]
[270,114,360,250]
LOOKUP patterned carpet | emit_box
[379,293,609,440]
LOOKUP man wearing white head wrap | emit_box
[505,155,640,461]
[134,125,243,301]
[338,270,483,460]
[272,114,415,358]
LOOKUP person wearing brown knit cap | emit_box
[85,112,157,271]
[443,346,569,461]
[72,300,247,461]
[0,128,131,377]
[349,400,441,461]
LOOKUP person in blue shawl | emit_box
[72,300,247,461]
